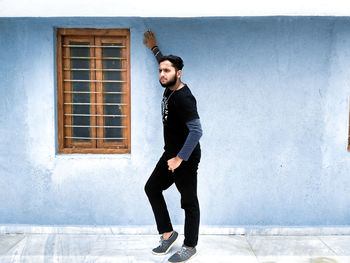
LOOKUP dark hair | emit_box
[159,55,184,70]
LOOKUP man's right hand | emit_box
[143,30,158,50]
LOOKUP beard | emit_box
[159,73,177,88]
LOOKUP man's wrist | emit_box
[151,45,158,51]
[176,155,183,161]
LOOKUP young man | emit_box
[143,30,203,263]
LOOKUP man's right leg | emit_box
[145,155,175,237]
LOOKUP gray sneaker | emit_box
[168,245,197,263]
[152,231,179,255]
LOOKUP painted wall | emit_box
[0,17,350,226]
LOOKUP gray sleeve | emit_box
[177,118,203,161]
[151,46,163,63]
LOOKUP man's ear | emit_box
[177,70,182,78]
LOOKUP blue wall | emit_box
[0,17,350,226]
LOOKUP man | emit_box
[143,30,203,263]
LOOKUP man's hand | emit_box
[143,30,158,50]
[167,156,183,173]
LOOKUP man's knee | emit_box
[144,179,160,197]
[144,181,152,196]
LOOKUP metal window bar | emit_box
[64,68,127,71]
[64,91,126,94]
[63,45,126,48]
[64,102,127,106]
[65,125,126,128]
[64,114,127,117]
[64,80,126,83]
[65,136,126,140]
[64,56,126,60]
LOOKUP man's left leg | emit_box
[168,159,200,262]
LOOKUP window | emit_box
[56,28,131,154]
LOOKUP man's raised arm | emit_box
[143,30,163,62]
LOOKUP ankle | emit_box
[162,231,173,240]
[184,245,194,250]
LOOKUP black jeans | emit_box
[145,153,200,247]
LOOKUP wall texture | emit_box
[0,17,350,227]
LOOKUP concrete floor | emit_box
[1,233,350,263]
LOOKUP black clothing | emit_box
[145,153,200,247]
[162,85,201,161]
[146,45,202,248]
[152,46,163,62]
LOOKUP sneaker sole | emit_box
[167,250,197,263]
[152,234,179,256]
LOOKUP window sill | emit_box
[54,153,131,160]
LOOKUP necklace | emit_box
[163,88,176,104]
[161,83,183,122]
[161,88,177,122]
[163,82,183,103]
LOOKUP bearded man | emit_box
[143,30,203,263]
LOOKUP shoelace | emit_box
[159,237,167,248]
[177,246,189,257]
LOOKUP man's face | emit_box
[159,60,177,88]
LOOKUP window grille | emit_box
[57,29,131,154]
